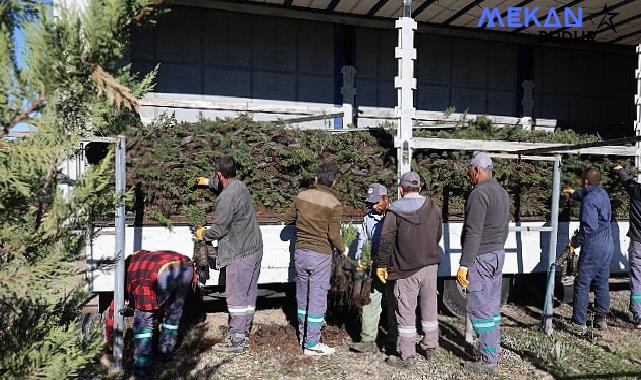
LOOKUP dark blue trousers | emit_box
[572,241,613,326]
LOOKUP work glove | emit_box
[613,165,623,172]
[456,266,469,290]
[356,260,367,272]
[567,240,576,252]
[376,267,388,283]
[195,226,206,241]
[562,187,575,195]
[197,176,209,186]
[342,248,349,257]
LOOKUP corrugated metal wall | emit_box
[131,5,636,137]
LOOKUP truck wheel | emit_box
[441,277,512,319]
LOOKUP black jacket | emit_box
[617,169,641,243]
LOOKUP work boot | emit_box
[464,361,498,376]
[386,355,416,369]
[210,336,247,354]
[594,315,608,330]
[349,341,377,353]
[418,343,438,361]
[567,322,588,335]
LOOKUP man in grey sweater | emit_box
[196,157,263,353]
[456,151,510,374]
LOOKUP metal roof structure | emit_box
[239,0,641,45]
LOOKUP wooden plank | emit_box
[412,137,638,156]
[140,97,338,115]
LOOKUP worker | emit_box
[563,168,613,333]
[456,151,510,375]
[613,165,641,328]
[349,183,397,354]
[375,171,443,368]
[195,157,263,353]
[282,163,346,356]
[105,250,196,379]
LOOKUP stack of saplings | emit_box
[330,223,373,311]
[125,116,634,226]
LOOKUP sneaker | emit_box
[210,336,247,354]
[349,341,377,353]
[303,342,336,356]
[567,322,588,335]
[386,355,416,369]
[634,318,641,329]
[464,361,498,375]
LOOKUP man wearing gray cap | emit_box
[456,151,510,374]
[350,183,394,354]
[375,172,442,368]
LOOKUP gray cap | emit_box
[365,183,388,203]
[400,171,422,188]
[467,151,493,169]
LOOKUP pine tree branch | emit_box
[131,0,166,24]
[91,65,140,111]
[2,97,46,138]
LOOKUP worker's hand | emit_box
[197,176,209,186]
[562,187,575,195]
[568,240,577,250]
[613,165,624,172]
[376,267,388,283]
[195,226,206,241]
[356,260,367,272]
[456,266,469,290]
[342,248,349,257]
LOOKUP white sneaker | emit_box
[303,342,336,356]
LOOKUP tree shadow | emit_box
[438,319,475,361]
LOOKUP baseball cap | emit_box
[400,171,422,188]
[365,183,387,203]
[467,151,493,169]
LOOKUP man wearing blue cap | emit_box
[350,183,395,354]
[456,151,510,375]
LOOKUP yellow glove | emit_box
[376,267,388,283]
[562,187,575,195]
[197,176,209,186]
[356,260,368,272]
[456,266,469,289]
[195,226,206,241]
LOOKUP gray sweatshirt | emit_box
[203,178,263,268]
[460,178,510,267]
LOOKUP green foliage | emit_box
[341,222,359,250]
[129,117,630,224]
[1,0,166,378]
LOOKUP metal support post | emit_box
[544,154,561,335]
[395,0,417,185]
[635,44,641,181]
[113,136,127,371]
[341,66,356,128]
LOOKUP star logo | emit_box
[597,4,618,33]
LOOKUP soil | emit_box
[102,279,641,380]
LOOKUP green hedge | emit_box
[126,116,633,225]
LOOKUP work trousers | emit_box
[360,278,397,345]
[467,250,504,364]
[629,240,641,321]
[221,250,263,344]
[394,264,439,360]
[572,244,613,325]
[133,263,193,377]
[295,249,332,347]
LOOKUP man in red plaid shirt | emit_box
[105,250,196,379]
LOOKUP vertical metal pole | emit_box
[544,154,561,335]
[341,66,356,128]
[395,0,416,190]
[635,44,641,182]
[113,136,126,371]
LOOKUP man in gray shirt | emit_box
[196,157,263,353]
[456,151,510,375]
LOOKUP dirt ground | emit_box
[109,279,641,380]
